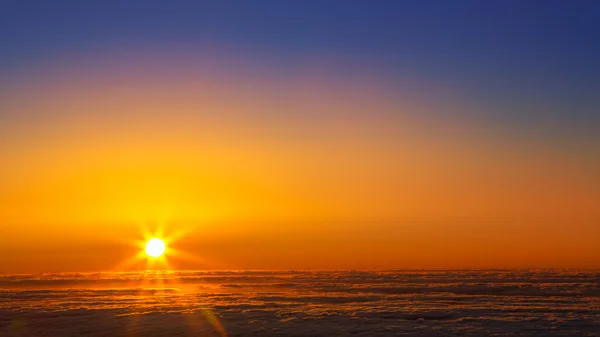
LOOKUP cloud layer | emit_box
[1,270,598,336]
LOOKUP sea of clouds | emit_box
[1,270,598,336]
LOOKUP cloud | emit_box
[1,270,599,336]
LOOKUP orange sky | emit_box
[1,50,598,272]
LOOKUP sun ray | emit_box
[108,221,231,336]
[112,251,148,271]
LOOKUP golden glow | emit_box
[109,224,205,272]
[145,238,166,258]
[0,49,599,272]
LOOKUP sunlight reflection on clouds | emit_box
[0,270,598,336]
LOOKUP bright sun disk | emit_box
[145,238,166,258]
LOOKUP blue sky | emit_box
[1,0,599,126]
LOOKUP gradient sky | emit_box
[1,1,599,272]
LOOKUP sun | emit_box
[145,238,166,258]
[114,225,198,271]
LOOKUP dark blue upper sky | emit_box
[1,0,599,125]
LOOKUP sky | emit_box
[0,0,599,272]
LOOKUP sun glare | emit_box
[145,238,166,258]
[114,225,198,271]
